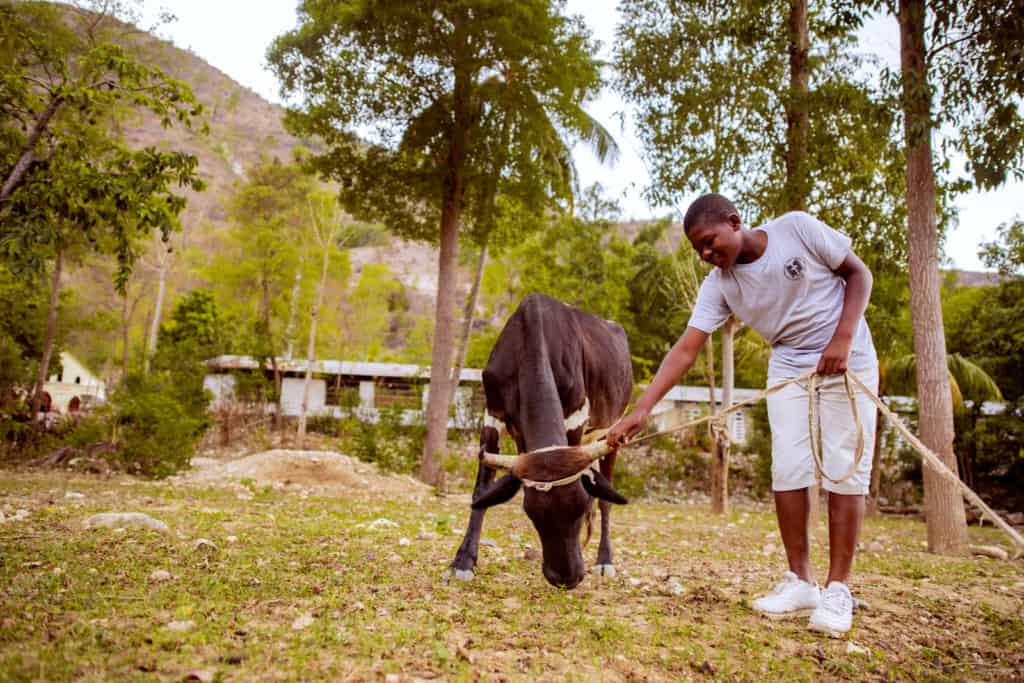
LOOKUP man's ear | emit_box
[728,213,742,230]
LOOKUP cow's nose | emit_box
[543,564,584,589]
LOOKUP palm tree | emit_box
[403,61,621,477]
[869,353,1002,512]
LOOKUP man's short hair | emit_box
[683,193,739,234]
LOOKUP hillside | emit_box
[123,29,310,242]
[59,17,472,376]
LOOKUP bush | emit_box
[613,439,710,499]
[338,406,424,475]
[739,400,773,498]
[106,372,211,477]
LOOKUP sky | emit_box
[143,0,1021,271]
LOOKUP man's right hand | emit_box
[606,408,650,449]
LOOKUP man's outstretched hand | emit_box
[606,408,651,449]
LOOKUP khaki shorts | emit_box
[767,366,879,495]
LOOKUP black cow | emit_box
[449,293,633,588]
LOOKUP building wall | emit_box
[44,352,105,412]
[280,377,327,416]
[651,400,751,444]
[201,367,752,441]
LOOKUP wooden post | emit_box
[711,318,735,514]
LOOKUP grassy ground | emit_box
[1,467,1022,682]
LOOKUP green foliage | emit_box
[944,279,1024,401]
[207,157,316,364]
[403,316,435,365]
[337,263,406,362]
[268,0,610,247]
[928,1,1024,190]
[338,407,425,475]
[613,437,710,500]
[740,400,773,498]
[510,186,636,323]
[625,220,699,377]
[0,264,51,400]
[157,289,232,361]
[979,219,1024,276]
[614,0,909,253]
[105,370,210,477]
[0,1,205,289]
[885,352,1002,413]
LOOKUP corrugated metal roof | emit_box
[205,355,1005,413]
[205,355,483,382]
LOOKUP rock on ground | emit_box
[84,512,168,533]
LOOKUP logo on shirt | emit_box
[783,256,805,281]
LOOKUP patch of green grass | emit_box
[0,469,1022,681]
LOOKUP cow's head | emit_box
[472,443,627,588]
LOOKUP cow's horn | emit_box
[581,439,613,461]
[482,452,521,470]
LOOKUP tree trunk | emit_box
[144,254,168,374]
[32,247,63,418]
[448,241,488,408]
[262,276,282,431]
[420,202,461,484]
[421,27,471,486]
[898,0,967,554]
[704,333,722,505]
[711,319,735,514]
[0,96,62,204]
[284,248,305,360]
[784,0,810,212]
[298,244,330,447]
[121,287,130,380]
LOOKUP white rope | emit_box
[484,369,1024,551]
[807,372,866,485]
[516,463,598,492]
[844,371,1024,550]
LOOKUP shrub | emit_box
[339,406,424,475]
[107,372,211,477]
[739,400,773,497]
[306,413,344,437]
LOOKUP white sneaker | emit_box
[808,581,854,637]
[752,571,821,619]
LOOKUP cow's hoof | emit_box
[450,568,474,582]
[592,564,616,578]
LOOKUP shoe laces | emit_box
[820,584,852,614]
[768,571,802,596]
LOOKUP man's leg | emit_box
[775,488,813,582]
[825,492,865,585]
[818,367,877,586]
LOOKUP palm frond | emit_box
[573,109,621,166]
[881,353,1002,414]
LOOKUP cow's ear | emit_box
[582,470,628,505]
[472,474,522,509]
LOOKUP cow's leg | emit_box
[594,450,618,577]
[449,422,501,581]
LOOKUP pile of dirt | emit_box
[179,450,430,497]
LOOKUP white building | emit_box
[45,352,106,412]
[203,355,755,442]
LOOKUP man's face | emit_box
[686,216,742,269]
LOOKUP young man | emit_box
[607,193,878,636]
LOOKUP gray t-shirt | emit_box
[687,211,877,377]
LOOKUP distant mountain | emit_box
[952,270,1003,288]
[121,28,312,242]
